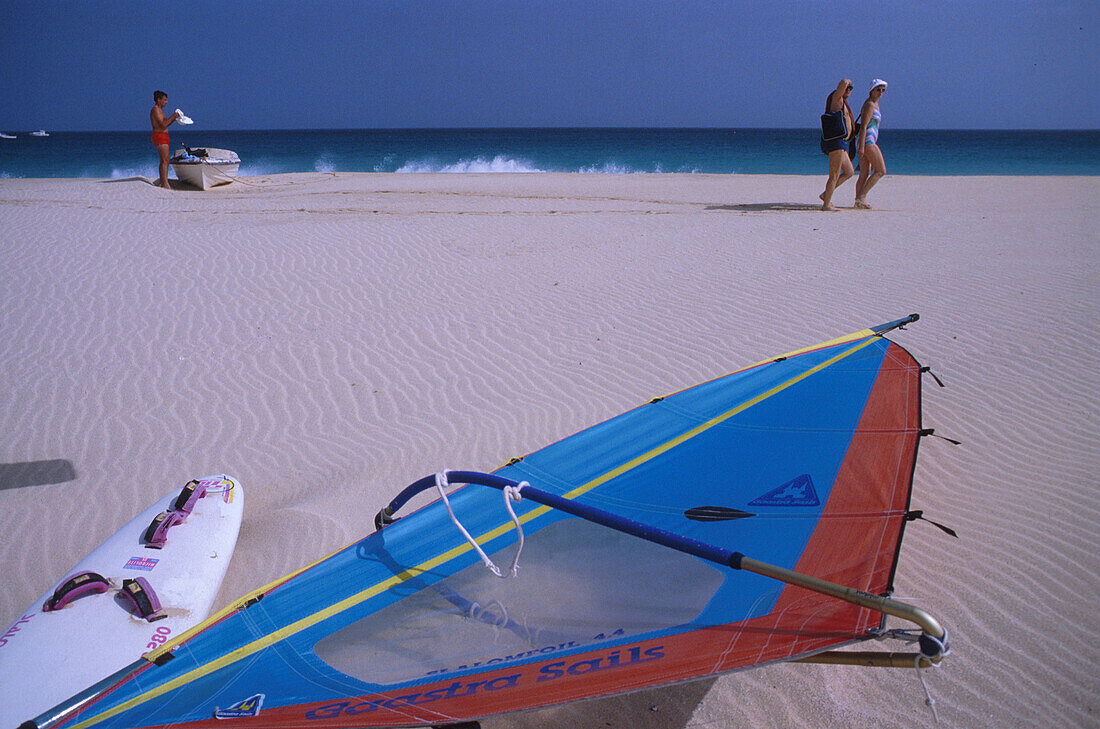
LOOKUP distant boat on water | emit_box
[30,130,49,137]
[0,132,16,139]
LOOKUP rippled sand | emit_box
[1,173,1096,728]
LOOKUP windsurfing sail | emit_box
[24,315,949,729]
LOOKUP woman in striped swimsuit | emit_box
[855,79,887,209]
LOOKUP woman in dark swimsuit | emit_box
[819,79,855,211]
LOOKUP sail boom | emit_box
[379,471,948,661]
[793,650,943,668]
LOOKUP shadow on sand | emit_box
[99,176,193,190]
[0,459,77,491]
[706,202,821,212]
[484,676,717,729]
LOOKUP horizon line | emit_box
[7,126,1100,134]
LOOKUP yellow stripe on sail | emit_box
[72,332,880,729]
[742,327,876,371]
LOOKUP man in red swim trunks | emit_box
[150,90,180,188]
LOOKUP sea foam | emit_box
[578,161,646,174]
[395,156,545,173]
[108,166,154,179]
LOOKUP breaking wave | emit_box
[391,156,689,174]
[313,154,337,174]
[109,166,154,179]
[395,156,546,173]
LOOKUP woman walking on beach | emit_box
[855,79,888,209]
[819,79,855,211]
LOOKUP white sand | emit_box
[0,172,1097,728]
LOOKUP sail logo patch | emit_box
[748,474,819,507]
[124,556,159,571]
[214,693,264,719]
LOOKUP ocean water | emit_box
[0,128,1097,179]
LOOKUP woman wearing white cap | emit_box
[854,79,888,208]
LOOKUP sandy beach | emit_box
[1,172,1097,728]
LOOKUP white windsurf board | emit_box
[0,474,243,726]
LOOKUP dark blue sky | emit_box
[3,1,1097,131]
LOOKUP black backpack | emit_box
[820,91,849,141]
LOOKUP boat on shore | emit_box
[169,146,240,190]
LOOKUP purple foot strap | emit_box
[43,571,110,611]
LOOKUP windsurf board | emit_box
[0,474,243,726]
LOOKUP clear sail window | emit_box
[314,517,725,685]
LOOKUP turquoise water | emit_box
[1,128,1097,178]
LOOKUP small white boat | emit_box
[30,130,49,137]
[169,146,241,190]
[0,133,16,139]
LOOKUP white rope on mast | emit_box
[871,627,947,724]
[913,633,947,724]
[435,470,526,578]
